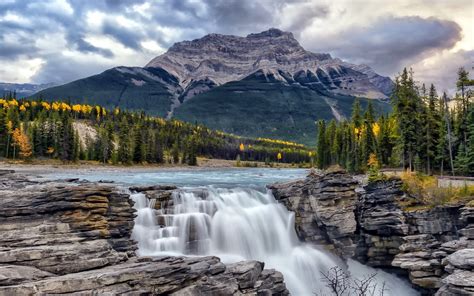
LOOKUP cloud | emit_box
[411,49,474,94]
[305,16,462,75]
[0,0,471,95]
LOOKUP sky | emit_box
[0,0,472,93]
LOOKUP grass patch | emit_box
[399,171,474,211]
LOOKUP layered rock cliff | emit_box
[147,28,392,100]
[0,170,289,295]
[269,170,474,295]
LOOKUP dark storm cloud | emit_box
[0,42,36,58]
[102,22,143,50]
[307,16,463,75]
[75,38,114,58]
[30,53,113,84]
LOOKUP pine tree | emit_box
[418,84,441,174]
[378,115,393,165]
[361,101,376,165]
[351,100,364,172]
[316,120,327,169]
[392,68,422,170]
[154,132,164,163]
[441,92,455,175]
[172,142,180,164]
[59,114,74,161]
[326,119,337,164]
[184,136,197,166]
[133,125,145,163]
[346,123,356,172]
[118,118,132,164]
[73,130,80,162]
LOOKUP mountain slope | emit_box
[32,67,181,117]
[174,70,390,145]
[31,28,393,145]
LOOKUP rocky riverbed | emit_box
[0,170,288,295]
[269,169,474,295]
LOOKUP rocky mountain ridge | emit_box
[147,28,392,101]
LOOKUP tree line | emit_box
[0,99,313,165]
[317,67,474,176]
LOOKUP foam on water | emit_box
[131,187,418,295]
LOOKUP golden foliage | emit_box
[372,122,380,136]
[41,102,51,110]
[72,104,82,112]
[367,153,379,167]
[12,128,32,159]
[239,143,245,151]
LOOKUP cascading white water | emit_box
[131,187,418,296]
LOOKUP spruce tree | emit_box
[133,125,145,163]
[361,101,376,165]
[154,133,164,163]
[58,114,74,161]
[423,84,441,174]
[392,68,422,170]
[316,120,327,169]
[118,118,132,164]
[73,130,80,162]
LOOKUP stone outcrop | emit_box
[270,170,474,295]
[391,204,472,294]
[269,169,358,257]
[1,256,288,296]
[0,170,289,295]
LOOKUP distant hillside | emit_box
[1,82,55,98]
[31,28,393,145]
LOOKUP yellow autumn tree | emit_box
[367,153,383,183]
[372,122,380,137]
[239,143,245,151]
[12,128,32,159]
[277,152,282,162]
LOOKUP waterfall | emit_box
[131,187,417,296]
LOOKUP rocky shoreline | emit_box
[0,170,288,295]
[269,169,474,295]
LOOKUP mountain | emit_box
[1,82,56,98]
[31,28,393,145]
